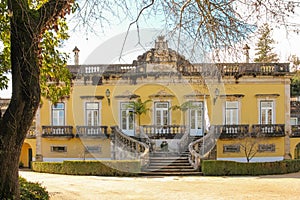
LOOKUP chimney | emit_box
[243,44,250,63]
[73,46,80,65]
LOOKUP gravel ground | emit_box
[19,170,300,200]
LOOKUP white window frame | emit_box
[119,101,135,135]
[224,101,240,125]
[291,117,298,125]
[51,103,65,126]
[153,101,170,126]
[85,102,100,126]
[259,100,275,124]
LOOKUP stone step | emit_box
[147,165,194,170]
[139,171,203,176]
[143,168,197,172]
[150,156,188,160]
[149,162,191,166]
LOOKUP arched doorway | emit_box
[20,143,33,168]
[294,143,300,159]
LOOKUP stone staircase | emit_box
[141,151,202,176]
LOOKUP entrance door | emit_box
[28,148,32,169]
[154,102,169,126]
[189,102,204,136]
[120,102,135,136]
[295,143,300,159]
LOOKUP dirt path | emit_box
[19,170,300,200]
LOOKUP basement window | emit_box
[223,145,240,153]
[258,144,275,152]
[85,146,101,153]
[51,146,67,153]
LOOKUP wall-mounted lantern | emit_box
[105,89,111,106]
[213,88,220,105]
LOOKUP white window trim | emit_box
[83,100,102,126]
[291,117,298,125]
[119,101,135,130]
[188,101,204,130]
[152,101,171,126]
[50,102,66,126]
[223,100,241,125]
[258,99,276,124]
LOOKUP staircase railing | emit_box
[111,126,150,167]
[188,126,220,170]
[178,129,190,153]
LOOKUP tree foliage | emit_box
[72,0,299,61]
[0,0,74,198]
[0,0,73,103]
[126,98,152,126]
[254,23,279,63]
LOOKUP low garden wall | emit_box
[32,160,141,176]
[202,159,300,176]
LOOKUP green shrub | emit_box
[19,177,49,200]
[202,159,300,176]
[32,162,64,174]
[32,160,141,176]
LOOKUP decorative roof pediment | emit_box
[133,36,196,74]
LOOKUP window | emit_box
[85,102,99,126]
[154,102,169,126]
[52,103,65,126]
[258,144,275,152]
[260,101,274,124]
[223,145,240,153]
[120,102,134,136]
[85,145,101,153]
[291,117,298,125]
[51,146,67,152]
[225,101,239,124]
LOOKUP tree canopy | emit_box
[254,23,279,63]
[0,0,300,199]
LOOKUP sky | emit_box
[1,2,300,98]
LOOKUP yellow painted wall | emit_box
[37,74,289,161]
[217,137,285,160]
[20,139,36,167]
[41,138,111,160]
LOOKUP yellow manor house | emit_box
[14,36,300,173]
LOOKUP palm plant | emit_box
[127,98,152,126]
[170,101,198,126]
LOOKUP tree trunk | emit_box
[0,2,41,198]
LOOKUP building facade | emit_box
[17,36,299,168]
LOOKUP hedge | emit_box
[19,177,49,200]
[32,160,141,176]
[202,159,300,176]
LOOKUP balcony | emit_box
[252,124,285,137]
[141,125,186,139]
[291,125,300,137]
[215,124,285,138]
[42,126,74,138]
[215,125,249,139]
[76,126,109,138]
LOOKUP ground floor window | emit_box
[51,146,67,153]
[223,144,240,153]
[258,144,275,152]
